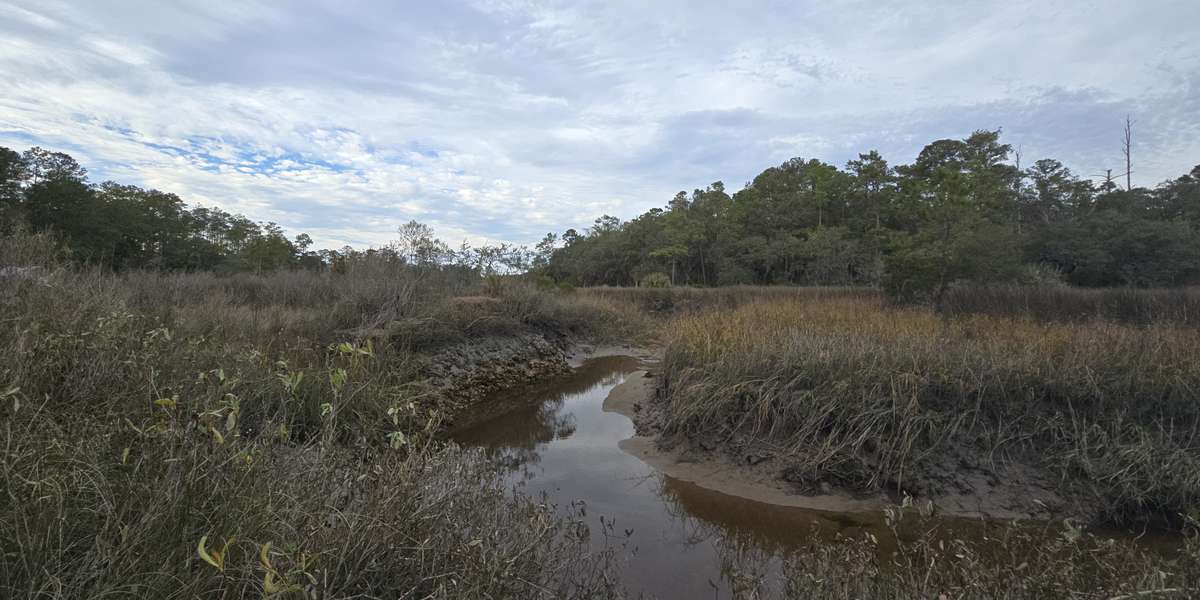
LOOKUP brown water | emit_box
[453,355,1176,599]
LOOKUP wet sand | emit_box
[604,367,1077,521]
[603,371,884,514]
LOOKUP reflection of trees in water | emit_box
[653,475,797,597]
[519,355,639,400]
[470,399,575,475]
[458,356,640,475]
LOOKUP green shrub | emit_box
[638,272,671,288]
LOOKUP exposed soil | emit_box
[610,360,1085,522]
[422,334,572,429]
[606,372,883,513]
[565,341,659,367]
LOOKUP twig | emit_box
[1109,589,1195,600]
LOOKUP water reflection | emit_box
[451,356,1177,599]
[455,355,872,599]
[656,476,877,553]
[454,357,637,474]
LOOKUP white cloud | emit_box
[0,0,1197,248]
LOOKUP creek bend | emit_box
[451,354,1175,599]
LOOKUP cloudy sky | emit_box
[1,1,1197,248]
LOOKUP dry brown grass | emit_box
[719,518,1200,599]
[9,228,1200,598]
[580,285,878,317]
[660,296,1200,526]
[657,469,1200,599]
[0,232,630,599]
[939,284,1200,326]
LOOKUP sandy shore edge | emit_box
[602,372,883,513]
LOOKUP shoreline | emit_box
[602,370,885,514]
[601,364,1073,522]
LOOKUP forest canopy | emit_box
[3,130,1199,300]
[0,146,539,276]
[544,130,1200,299]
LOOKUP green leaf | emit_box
[387,430,407,450]
[198,535,227,571]
[258,541,273,570]
[329,368,347,391]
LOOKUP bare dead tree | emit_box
[1123,115,1133,192]
[1013,145,1023,233]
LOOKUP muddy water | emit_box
[452,355,1169,599]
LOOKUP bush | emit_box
[0,231,630,599]
[638,272,671,288]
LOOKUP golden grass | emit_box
[661,296,1200,525]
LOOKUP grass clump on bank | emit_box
[659,294,1200,527]
[0,232,630,599]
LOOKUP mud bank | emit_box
[606,372,883,513]
[611,368,1077,521]
[423,336,659,431]
[565,342,659,367]
[422,334,572,428]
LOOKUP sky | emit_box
[1,0,1198,249]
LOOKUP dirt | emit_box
[604,371,884,513]
[564,342,658,367]
[887,444,1079,521]
[422,334,572,429]
[607,360,1083,522]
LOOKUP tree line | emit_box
[0,146,323,272]
[4,131,1199,298]
[0,146,544,275]
[543,130,1200,299]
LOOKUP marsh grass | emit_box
[660,296,1200,527]
[940,285,1200,326]
[580,285,877,317]
[658,467,1200,599]
[8,227,1200,599]
[0,232,631,599]
[717,517,1200,599]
